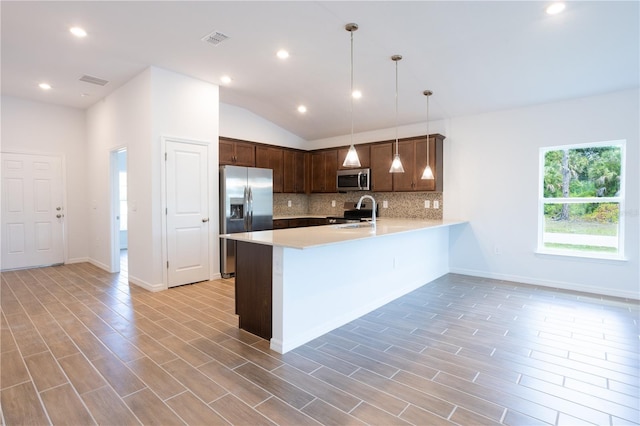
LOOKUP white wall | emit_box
[444,89,639,299]
[220,103,306,149]
[86,69,152,278]
[0,96,88,263]
[86,67,219,290]
[150,67,219,285]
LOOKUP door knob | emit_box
[202,218,209,222]
[56,207,62,211]
[56,214,64,218]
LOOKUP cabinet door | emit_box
[392,140,416,191]
[256,146,284,193]
[413,138,436,191]
[337,145,370,169]
[283,150,306,193]
[323,150,338,192]
[219,139,236,165]
[219,139,255,166]
[294,151,305,193]
[370,143,393,192]
[310,152,326,192]
[234,141,256,167]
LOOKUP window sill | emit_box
[535,249,627,262]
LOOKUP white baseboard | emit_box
[128,275,166,292]
[66,257,89,264]
[88,258,111,273]
[449,267,640,301]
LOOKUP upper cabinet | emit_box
[387,135,444,192]
[370,143,393,192]
[310,150,338,193]
[283,150,306,194]
[219,137,256,166]
[219,134,444,194]
[256,146,284,193]
[337,145,370,170]
[369,134,444,192]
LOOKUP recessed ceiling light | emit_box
[220,75,232,84]
[546,2,566,15]
[70,27,87,37]
[352,90,362,99]
[277,49,290,59]
[39,83,52,90]
[297,105,307,113]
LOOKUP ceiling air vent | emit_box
[201,30,230,46]
[79,74,109,86]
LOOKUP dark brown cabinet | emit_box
[370,143,393,192]
[337,145,370,169]
[310,150,338,193]
[256,146,284,193]
[273,217,329,229]
[235,241,272,340]
[391,135,443,192]
[283,150,306,193]
[219,138,255,166]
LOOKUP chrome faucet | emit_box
[356,195,376,228]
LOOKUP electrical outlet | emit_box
[331,200,336,207]
[433,200,440,209]
[287,200,292,207]
[383,200,388,208]
[424,200,430,209]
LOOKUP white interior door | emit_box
[1,153,64,270]
[166,141,210,287]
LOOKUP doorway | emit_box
[110,148,127,275]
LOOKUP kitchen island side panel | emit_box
[270,226,450,353]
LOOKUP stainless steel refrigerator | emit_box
[220,165,273,277]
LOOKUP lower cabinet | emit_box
[273,218,329,229]
[235,241,272,340]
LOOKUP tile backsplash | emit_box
[274,192,443,220]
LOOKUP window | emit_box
[538,141,625,259]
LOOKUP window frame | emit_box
[537,140,626,260]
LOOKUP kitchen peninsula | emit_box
[222,218,466,353]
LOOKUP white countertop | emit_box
[221,218,467,249]
[273,215,328,220]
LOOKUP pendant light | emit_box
[421,90,435,180]
[389,55,404,173]
[342,23,362,168]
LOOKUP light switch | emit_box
[331,200,336,207]
[433,200,439,209]
[424,200,430,209]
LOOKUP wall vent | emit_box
[79,74,109,86]
[201,30,230,46]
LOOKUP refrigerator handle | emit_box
[243,186,249,231]
[248,186,254,230]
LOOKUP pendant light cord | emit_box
[395,59,399,155]
[350,30,354,146]
[426,92,430,164]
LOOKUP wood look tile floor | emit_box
[1,262,638,426]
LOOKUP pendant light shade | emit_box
[342,23,362,168]
[389,55,404,173]
[421,90,435,180]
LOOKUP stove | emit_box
[327,201,377,224]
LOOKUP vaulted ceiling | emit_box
[2,1,638,141]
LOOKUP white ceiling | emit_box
[1,1,638,142]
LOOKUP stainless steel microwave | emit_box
[337,168,370,191]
